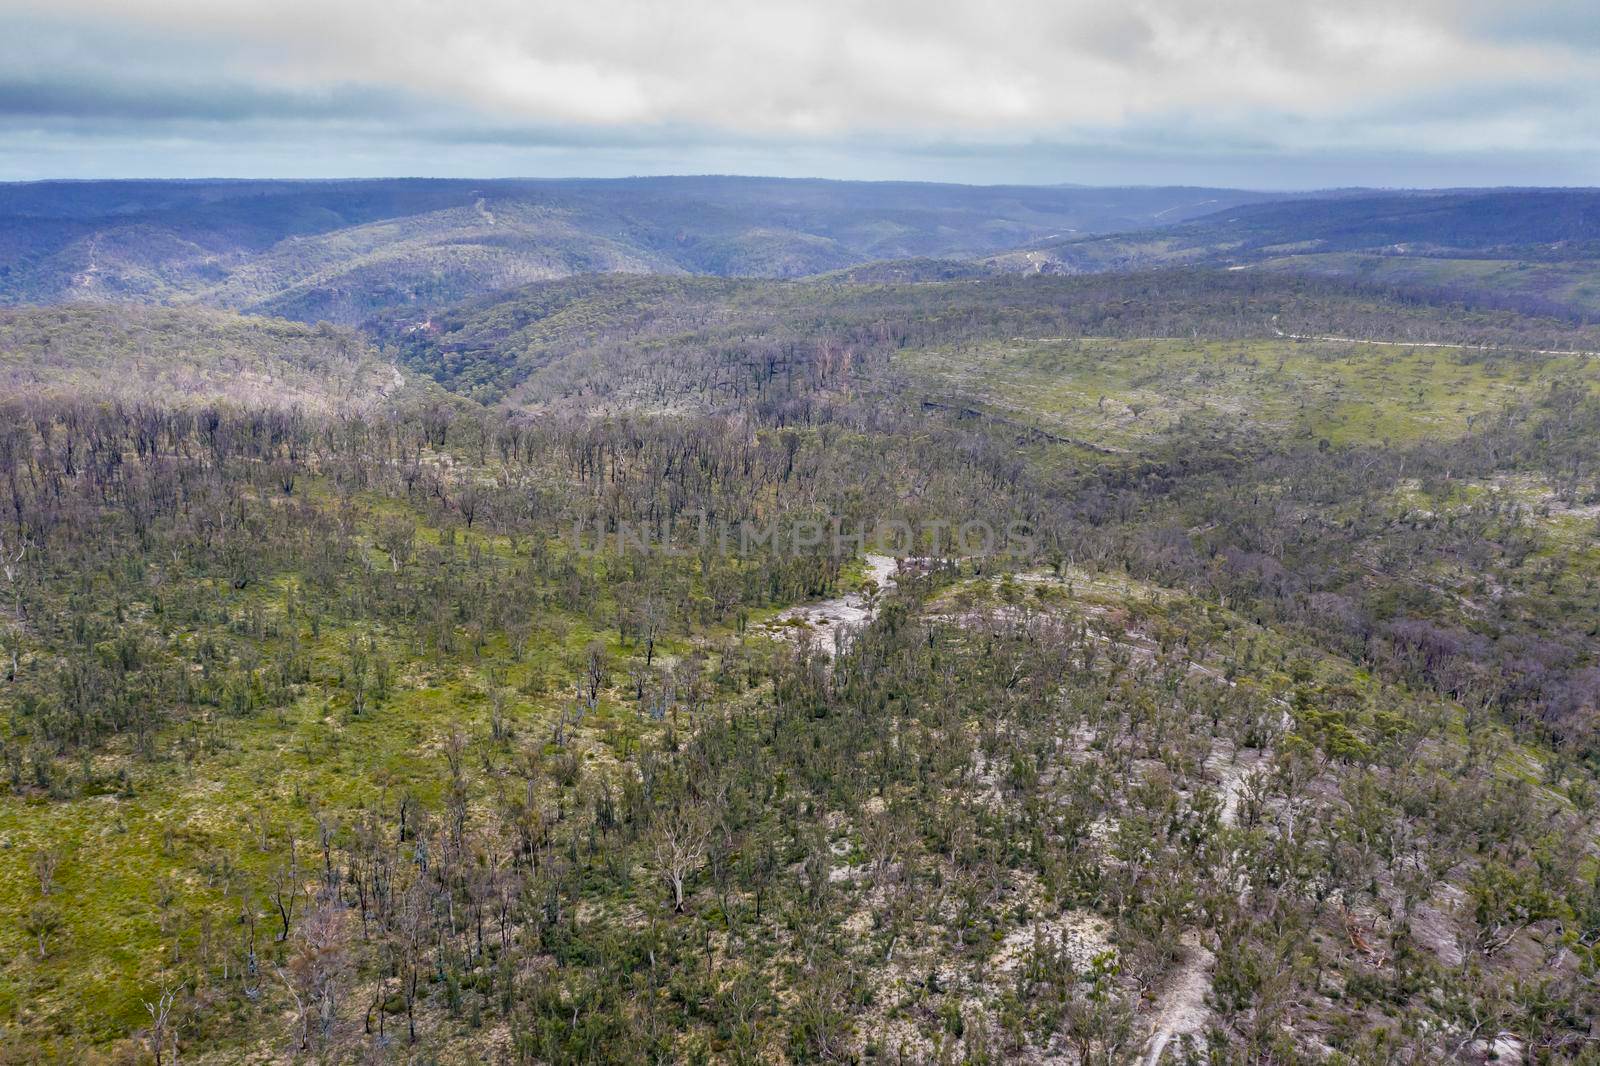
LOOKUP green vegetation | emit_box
[1252,252,1600,319]
[3,184,1600,1063]
[899,336,1600,448]
[376,270,1600,411]
[0,305,408,410]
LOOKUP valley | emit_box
[0,179,1598,1065]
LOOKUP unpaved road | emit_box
[1272,324,1600,358]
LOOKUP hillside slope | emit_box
[376,270,1600,410]
[5,286,1600,1060]
[0,304,409,410]
[987,189,1600,318]
[0,178,1288,322]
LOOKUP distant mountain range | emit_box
[985,189,1600,319]
[0,177,1287,323]
[5,178,1598,327]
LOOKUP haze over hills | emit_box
[987,188,1600,319]
[10,178,1600,329]
[0,177,1290,324]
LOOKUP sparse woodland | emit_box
[1,192,1600,1064]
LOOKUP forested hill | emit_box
[0,304,411,411]
[0,177,1285,322]
[988,189,1600,319]
[16,178,1600,328]
[7,181,1600,1062]
[374,269,1600,407]
[991,189,1600,270]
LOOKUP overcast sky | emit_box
[1,0,1596,187]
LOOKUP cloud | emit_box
[0,77,413,123]
[0,0,1596,184]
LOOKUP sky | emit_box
[1,0,1597,188]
